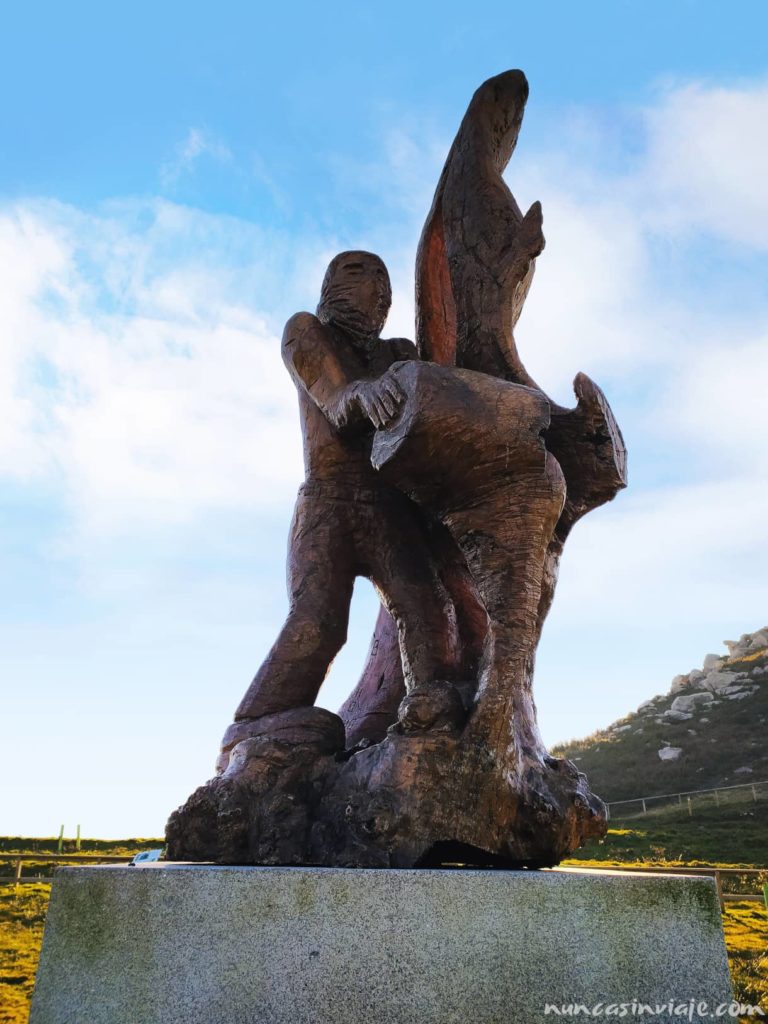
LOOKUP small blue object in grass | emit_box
[131,850,163,866]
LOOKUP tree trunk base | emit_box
[166,703,606,868]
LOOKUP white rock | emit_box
[612,724,632,733]
[688,669,706,684]
[703,654,725,672]
[701,670,739,694]
[664,710,693,722]
[734,766,754,774]
[637,700,655,713]
[725,692,752,700]
[670,674,690,694]
[658,747,682,761]
[671,692,714,714]
[700,717,710,723]
[725,630,768,659]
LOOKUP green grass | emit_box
[723,902,768,1016]
[569,802,768,868]
[0,883,48,1024]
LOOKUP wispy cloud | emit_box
[0,199,314,533]
[160,127,233,188]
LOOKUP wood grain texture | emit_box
[166,70,626,869]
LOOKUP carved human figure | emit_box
[232,250,453,725]
[167,72,623,869]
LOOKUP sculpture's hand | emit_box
[354,370,406,429]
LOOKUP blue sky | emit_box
[1,1,767,838]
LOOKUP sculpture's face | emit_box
[317,251,392,342]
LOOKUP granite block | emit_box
[30,864,733,1024]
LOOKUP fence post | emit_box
[678,794,682,806]
[752,786,758,802]
[14,860,23,887]
[641,799,647,814]
[57,825,64,855]
[687,796,693,817]
[76,825,81,852]
[714,789,720,807]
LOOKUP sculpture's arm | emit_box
[282,313,405,430]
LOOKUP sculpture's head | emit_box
[466,69,529,172]
[316,250,392,343]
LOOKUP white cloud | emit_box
[0,200,307,532]
[555,474,768,625]
[0,208,71,477]
[160,127,233,187]
[643,79,768,247]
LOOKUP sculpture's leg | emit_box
[338,606,406,747]
[235,489,355,720]
[364,491,457,693]
[456,453,566,760]
[340,513,486,748]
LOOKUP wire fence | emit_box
[606,779,768,819]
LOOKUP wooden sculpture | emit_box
[166,70,627,868]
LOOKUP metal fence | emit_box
[0,852,131,885]
[606,779,768,819]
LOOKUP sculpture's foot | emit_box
[391,680,466,735]
[310,730,606,869]
[216,706,345,773]
[166,707,345,864]
[166,713,605,867]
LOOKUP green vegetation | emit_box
[0,883,48,1024]
[723,902,768,1015]
[568,802,768,868]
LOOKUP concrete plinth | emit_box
[31,864,732,1024]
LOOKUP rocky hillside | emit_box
[553,626,768,804]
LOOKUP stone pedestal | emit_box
[31,865,732,1024]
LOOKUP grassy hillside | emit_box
[553,647,768,803]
